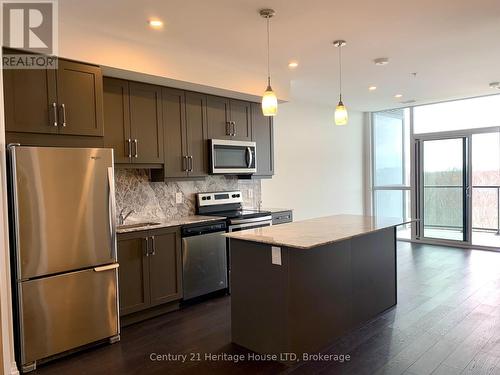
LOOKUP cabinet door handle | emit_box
[126,139,132,158]
[150,236,156,256]
[51,102,58,127]
[188,156,193,172]
[133,139,138,158]
[182,156,188,171]
[145,237,150,257]
[232,121,236,136]
[60,103,67,127]
[225,122,231,136]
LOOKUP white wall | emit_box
[262,98,365,221]
[57,20,290,102]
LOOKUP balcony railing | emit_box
[423,184,500,234]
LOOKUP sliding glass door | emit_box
[418,137,468,243]
[415,131,500,248]
[370,95,500,250]
[471,132,500,247]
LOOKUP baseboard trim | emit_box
[10,361,19,375]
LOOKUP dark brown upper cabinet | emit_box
[103,78,131,164]
[206,96,251,141]
[230,99,252,141]
[3,55,103,136]
[56,60,104,136]
[117,227,182,317]
[251,102,274,177]
[129,82,163,164]
[206,96,230,140]
[3,68,57,134]
[185,92,209,177]
[162,88,186,178]
[103,78,163,165]
[162,88,208,178]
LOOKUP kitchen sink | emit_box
[117,222,161,230]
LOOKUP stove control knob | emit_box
[207,197,211,200]
[202,197,207,200]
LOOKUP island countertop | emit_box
[225,214,411,249]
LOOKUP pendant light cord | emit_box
[267,16,271,87]
[338,44,342,101]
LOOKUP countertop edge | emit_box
[226,225,398,249]
[117,216,227,234]
[225,218,414,249]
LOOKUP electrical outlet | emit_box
[175,192,183,204]
[248,189,253,199]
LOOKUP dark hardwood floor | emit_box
[33,242,500,375]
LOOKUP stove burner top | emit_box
[210,209,271,220]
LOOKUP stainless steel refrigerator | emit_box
[8,145,120,373]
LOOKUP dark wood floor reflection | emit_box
[34,242,500,375]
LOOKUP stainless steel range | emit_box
[196,191,272,292]
[197,191,272,231]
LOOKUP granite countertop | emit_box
[116,215,226,234]
[224,214,412,249]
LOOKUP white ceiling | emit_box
[60,0,500,111]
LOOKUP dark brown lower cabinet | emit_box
[148,227,183,306]
[117,227,182,320]
[117,232,149,315]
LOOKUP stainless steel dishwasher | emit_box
[181,221,228,300]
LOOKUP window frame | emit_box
[370,110,411,228]
[370,93,500,251]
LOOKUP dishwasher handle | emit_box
[181,221,227,237]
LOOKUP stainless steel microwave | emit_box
[210,139,256,174]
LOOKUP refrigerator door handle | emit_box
[94,264,119,272]
[107,167,117,261]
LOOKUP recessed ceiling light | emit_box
[368,86,377,91]
[394,94,403,98]
[489,82,500,89]
[288,61,299,69]
[373,58,389,66]
[148,19,163,29]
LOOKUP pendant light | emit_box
[260,8,278,116]
[333,40,348,126]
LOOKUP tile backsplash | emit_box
[115,169,261,220]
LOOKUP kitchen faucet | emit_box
[118,208,134,225]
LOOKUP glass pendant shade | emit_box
[335,100,348,126]
[262,85,278,116]
[333,40,348,126]
[260,9,278,117]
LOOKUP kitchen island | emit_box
[225,214,409,358]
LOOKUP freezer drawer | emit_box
[19,265,119,365]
